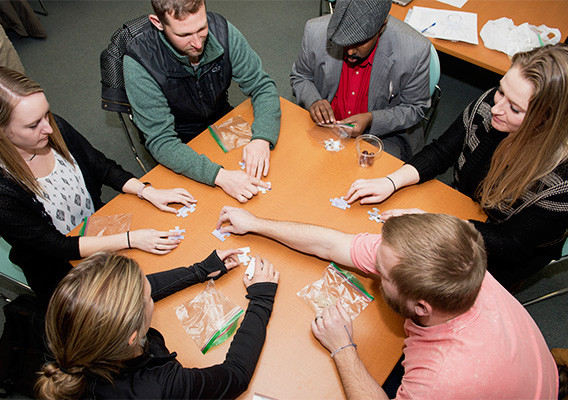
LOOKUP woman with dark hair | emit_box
[0,67,196,306]
[35,250,279,399]
[345,44,568,288]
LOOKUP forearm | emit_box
[148,251,225,301]
[333,347,389,400]
[78,233,129,258]
[387,164,420,191]
[249,218,354,267]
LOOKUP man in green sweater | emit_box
[123,0,281,203]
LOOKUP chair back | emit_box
[428,44,440,96]
[100,15,150,113]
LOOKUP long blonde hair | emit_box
[479,44,568,210]
[0,67,72,196]
[34,252,147,400]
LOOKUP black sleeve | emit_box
[471,200,568,286]
[407,107,468,183]
[147,251,228,301]
[158,282,278,399]
[54,114,135,208]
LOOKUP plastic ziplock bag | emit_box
[79,214,132,237]
[208,116,252,153]
[174,279,244,354]
[307,124,351,152]
[297,263,374,320]
[480,17,561,57]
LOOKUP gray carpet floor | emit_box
[1,1,567,397]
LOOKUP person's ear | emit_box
[148,14,164,31]
[413,300,432,317]
[128,330,138,346]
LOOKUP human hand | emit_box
[129,229,180,255]
[243,256,279,288]
[339,112,373,137]
[206,248,242,278]
[214,168,270,203]
[216,206,259,235]
[242,139,270,179]
[141,187,196,213]
[310,99,336,125]
[311,303,354,354]
[345,178,395,205]
[380,208,427,221]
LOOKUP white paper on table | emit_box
[436,0,468,8]
[407,6,479,45]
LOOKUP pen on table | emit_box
[421,22,436,34]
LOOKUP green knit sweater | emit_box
[124,21,281,185]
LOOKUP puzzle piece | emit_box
[169,226,186,240]
[330,196,351,210]
[176,204,197,217]
[239,160,246,170]
[237,247,252,265]
[256,182,272,194]
[245,257,256,280]
[212,228,230,242]
[367,207,384,223]
[324,138,342,152]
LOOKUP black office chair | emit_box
[319,0,335,16]
[100,15,151,174]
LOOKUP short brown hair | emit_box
[381,213,487,315]
[151,0,205,24]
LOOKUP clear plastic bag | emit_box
[208,116,252,152]
[297,263,374,320]
[307,124,351,152]
[80,213,132,237]
[174,280,244,354]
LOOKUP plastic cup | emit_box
[355,134,383,167]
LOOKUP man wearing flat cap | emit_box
[291,0,431,161]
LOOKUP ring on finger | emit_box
[315,316,323,322]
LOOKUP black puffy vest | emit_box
[125,12,232,142]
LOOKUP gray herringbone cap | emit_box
[327,0,392,47]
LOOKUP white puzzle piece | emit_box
[176,204,197,217]
[367,207,384,223]
[256,182,272,194]
[212,228,230,242]
[245,257,256,280]
[237,247,251,265]
[330,196,351,210]
[169,226,186,240]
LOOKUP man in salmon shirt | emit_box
[216,207,558,399]
[290,0,431,161]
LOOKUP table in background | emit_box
[77,98,486,399]
[390,0,568,75]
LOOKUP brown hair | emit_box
[34,252,147,400]
[381,213,487,315]
[151,0,205,24]
[479,43,568,210]
[0,66,73,196]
